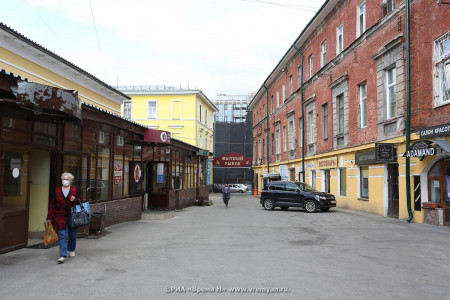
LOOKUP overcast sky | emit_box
[1,0,325,99]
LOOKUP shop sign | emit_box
[403,140,436,161]
[375,143,395,162]
[133,163,142,183]
[206,159,211,185]
[114,163,122,184]
[419,122,450,139]
[317,157,337,170]
[213,152,252,168]
[355,151,377,165]
[197,150,209,156]
[157,163,164,183]
[144,129,171,144]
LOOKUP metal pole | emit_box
[405,0,413,222]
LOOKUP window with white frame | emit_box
[276,90,280,107]
[434,32,450,106]
[322,103,328,140]
[386,67,397,119]
[258,137,261,159]
[275,125,281,155]
[338,94,345,134]
[309,54,313,78]
[382,0,395,17]
[289,75,293,95]
[308,110,315,145]
[359,166,369,199]
[283,126,287,152]
[311,170,316,189]
[288,116,295,151]
[359,83,367,128]
[147,101,157,119]
[321,40,327,67]
[282,84,286,102]
[336,24,344,54]
[200,105,202,122]
[357,2,366,37]
[200,135,203,148]
[123,100,132,119]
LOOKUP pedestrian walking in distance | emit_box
[46,172,81,264]
[222,183,231,208]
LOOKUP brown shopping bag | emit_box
[44,221,58,245]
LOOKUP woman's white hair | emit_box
[61,172,75,182]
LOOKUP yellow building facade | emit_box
[0,23,130,236]
[118,87,217,153]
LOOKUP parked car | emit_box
[260,181,336,212]
[229,184,248,193]
[213,184,223,193]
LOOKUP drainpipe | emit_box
[292,44,305,182]
[405,0,413,222]
[263,84,270,174]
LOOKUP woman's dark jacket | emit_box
[47,186,80,230]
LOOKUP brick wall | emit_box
[175,189,196,209]
[90,196,142,228]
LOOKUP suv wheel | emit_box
[239,190,244,193]
[264,198,275,210]
[304,200,317,213]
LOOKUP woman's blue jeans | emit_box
[57,225,77,257]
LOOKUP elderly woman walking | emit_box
[46,172,81,263]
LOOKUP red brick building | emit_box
[249,0,450,225]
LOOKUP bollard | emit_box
[254,189,257,197]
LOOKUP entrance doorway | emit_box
[323,170,330,193]
[28,149,51,243]
[0,149,30,253]
[388,164,399,218]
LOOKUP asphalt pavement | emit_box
[1,192,450,300]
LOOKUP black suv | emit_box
[260,181,336,213]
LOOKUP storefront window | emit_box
[340,168,347,196]
[129,145,142,195]
[3,150,28,211]
[97,133,110,200]
[113,157,123,198]
[360,166,369,199]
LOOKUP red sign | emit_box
[144,129,171,144]
[213,152,252,168]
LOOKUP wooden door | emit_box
[0,149,30,253]
[388,164,399,218]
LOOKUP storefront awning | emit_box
[11,81,81,120]
[433,140,450,152]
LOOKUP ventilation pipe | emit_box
[263,84,270,174]
[292,44,305,182]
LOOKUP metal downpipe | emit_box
[263,84,270,174]
[405,0,413,222]
[292,44,305,182]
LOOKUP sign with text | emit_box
[375,143,395,162]
[419,123,450,139]
[157,163,164,183]
[206,159,211,185]
[213,152,252,168]
[317,157,337,170]
[144,129,171,144]
[403,140,436,161]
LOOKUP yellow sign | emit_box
[317,157,337,169]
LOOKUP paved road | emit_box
[1,193,450,299]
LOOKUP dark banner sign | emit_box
[419,123,450,139]
[213,152,252,167]
[144,129,171,144]
[355,151,377,165]
[375,143,395,162]
[403,140,436,161]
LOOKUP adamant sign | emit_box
[403,140,436,161]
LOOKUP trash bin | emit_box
[89,212,105,235]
